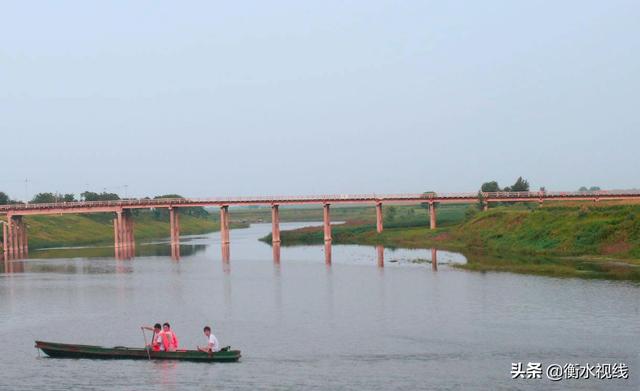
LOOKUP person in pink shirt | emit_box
[160,322,179,351]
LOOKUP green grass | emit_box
[263,202,640,281]
[230,203,466,226]
[456,204,640,260]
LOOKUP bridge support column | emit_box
[15,217,23,258]
[376,202,383,233]
[483,202,489,212]
[123,210,135,259]
[18,217,27,257]
[6,215,27,259]
[7,218,14,259]
[220,205,230,244]
[271,204,280,244]
[429,202,437,229]
[22,218,28,257]
[2,222,7,258]
[323,203,332,242]
[113,218,120,259]
[114,210,126,259]
[169,208,180,260]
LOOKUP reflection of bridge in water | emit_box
[2,190,638,262]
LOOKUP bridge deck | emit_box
[1,191,640,216]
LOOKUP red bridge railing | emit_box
[0,190,639,213]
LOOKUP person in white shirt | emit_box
[197,326,219,353]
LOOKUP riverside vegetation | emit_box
[260,202,640,281]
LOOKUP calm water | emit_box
[1,223,638,390]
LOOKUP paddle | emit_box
[140,327,151,361]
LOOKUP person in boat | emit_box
[197,325,220,353]
[161,322,179,351]
[141,323,163,351]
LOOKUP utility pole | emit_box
[24,178,29,204]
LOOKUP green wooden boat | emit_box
[35,340,241,362]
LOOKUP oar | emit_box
[141,327,151,361]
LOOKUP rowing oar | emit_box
[141,327,151,361]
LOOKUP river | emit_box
[1,222,638,390]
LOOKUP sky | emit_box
[1,1,639,200]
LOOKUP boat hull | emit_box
[35,341,241,362]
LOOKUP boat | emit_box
[35,340,241,362]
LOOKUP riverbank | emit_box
[1,212,247,250]
[262,203,640,280]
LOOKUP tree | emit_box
[153,194,209,218]
[480,181,500,192]
[0,192,9,205]
[589,186,601,191]
[420,191,438,209]
[81,191,120,201]
[578,186,588,192]
[511,177,530,192]
[63,193,76,202]
[385,206,397,222]
[31,192,58,203]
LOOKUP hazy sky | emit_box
[1,1,638,200]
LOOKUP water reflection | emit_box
[431,248,438,271]
[221,243,231,273]
[376,245,384,268]
[1,259,25,274]
[27,242,207,260]
[324,242,332,265]
[272,242,281,266]
[171,243,180,261]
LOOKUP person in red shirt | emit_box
[141,323,163,351]
[161,322,179,351]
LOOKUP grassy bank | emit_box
[2,212,247,250]
[230,203,466,225]
[263,202,640,280]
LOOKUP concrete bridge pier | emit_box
[113,210,135,260]
[429,202,437,229]
[5,215,28,259]
[323,203,332,242]
[169,207,180,259]
[220,205,230,244]
[20,217,28,257]
[2,222,7,258]
[114,210,123,259]
[376,202,383,233]
[483,202,489,211]
[123,210,135,259]
[113,218,120,259]
[271,204,280,244]
[14,217,23,258]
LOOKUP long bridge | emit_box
[1,190,639,261]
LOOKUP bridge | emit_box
[1,190,639,261]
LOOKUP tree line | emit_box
[0,191,208,217]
